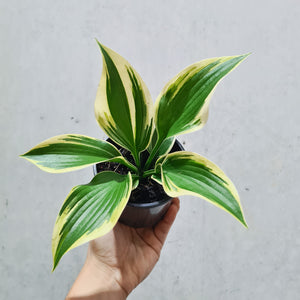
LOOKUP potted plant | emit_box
[21,41,249,270]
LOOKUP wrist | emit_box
[66,255,127,300]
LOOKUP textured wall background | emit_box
[1,0,299,299]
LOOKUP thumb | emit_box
[154,197,180,246]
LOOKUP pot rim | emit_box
[125,195,172,208]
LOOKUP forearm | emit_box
[66,256,127,300]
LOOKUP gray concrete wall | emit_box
[1,0,299,299]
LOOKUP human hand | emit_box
[66,197,180,299]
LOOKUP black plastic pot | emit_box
[93,139,184,228]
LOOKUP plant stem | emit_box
[132,151,142,175]
[142,169,156,178]
[144,138,162,170]
[117,158,138,174]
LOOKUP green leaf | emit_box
[147,129,175,164]
[147,129,158,153]
[95,41,154,159]
[155,54,250,141]
[155,137,175,158]
[151,173,162,185]
[131,174,139,189]
[20,134,137,173]
[159,151,247,227]
[52,171,132,270]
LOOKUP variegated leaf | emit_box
[95,42,154,161]
[155,54,249,141]
[151,173,162,185]
[20,134,137,173]
[147,129,175,165]
[52,171,132,270]
[159,151,247,227]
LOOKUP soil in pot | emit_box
[94,138,184,227]
[95,139,172,204]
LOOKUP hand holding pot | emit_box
[66,197,180,300]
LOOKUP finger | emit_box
[154,197,180,246]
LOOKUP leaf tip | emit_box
[51,259,57,272]
[95,40,106,54]
[19,153,31,161]
[51,262,58,272]
[19,149,30,158]
[238,52,252,62]
[95,37,101,46]
[239,214,248,228]
[242,220,248,229]
[52,249,60,272]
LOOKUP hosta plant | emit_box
[21,41,249,270]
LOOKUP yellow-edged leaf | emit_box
[159,151,247,227]
[20,134,137,173]
[147,129,175,166]
[95,42,154,159]
[155,54,250,141]
[52,171,132,270]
